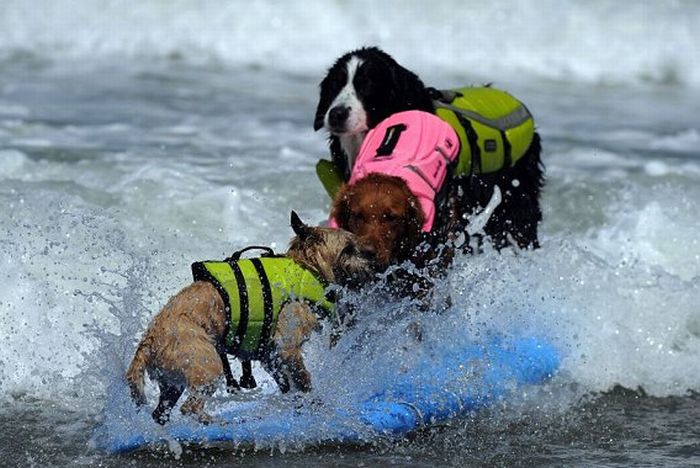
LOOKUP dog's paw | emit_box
[239,374,257,390]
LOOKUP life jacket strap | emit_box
[462,113,482,175]
[218,246,277,356]
[499,129,512,169]
[191,260,238,352]
[250,258,275,358]
[227,260,249,355]
[427,87,462,102]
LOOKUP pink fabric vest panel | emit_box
[330,110,459,232]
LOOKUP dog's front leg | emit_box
[263,354,291,393]
[280,350,312,392]
[180,383,217,425]
[329,302,357,348]
[272,301,318,392]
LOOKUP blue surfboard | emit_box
[94,336,559,454]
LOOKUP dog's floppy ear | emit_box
[290,210,311,239]
[406,198,425,236]
[397,193,426,260]
[373,48,432,113]
[313,105,326,131]
[330,184,352,228]
[314,78,332,131]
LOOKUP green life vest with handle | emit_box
[191,247,334,360]
[316,86,536,199]
[432,86,535,176]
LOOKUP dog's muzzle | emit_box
[327,106,350,132]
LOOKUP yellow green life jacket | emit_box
[432,86,535,175]
[191,254,333,360]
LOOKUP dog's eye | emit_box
[383,212,399,222]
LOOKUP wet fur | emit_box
[126,218,376,424]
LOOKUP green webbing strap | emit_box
[500,129,512,169]
[455,112,482,176]
[227,261,248,354]
[250,258,274,357]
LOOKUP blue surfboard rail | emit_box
[94,336,559,453]
[353,337,559,436]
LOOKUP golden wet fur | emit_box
[331,173,425,267]
[126,214,376,424]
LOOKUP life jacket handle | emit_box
[427,87,463,103]
[225,245,276,262]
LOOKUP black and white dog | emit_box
[313,47,434,180]
[314,46,544,253]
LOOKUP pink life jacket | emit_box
[330,110,460,232]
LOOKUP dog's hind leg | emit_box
[152,382,184,425]
[239,360,257,389]
[179,336,224,423]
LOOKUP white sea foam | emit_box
[0,149,27,175]
[1,0,699,87]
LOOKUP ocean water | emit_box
[1,1,699,466]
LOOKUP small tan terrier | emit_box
[126,212,376,424]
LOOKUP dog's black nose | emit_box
[328,106,350,129]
